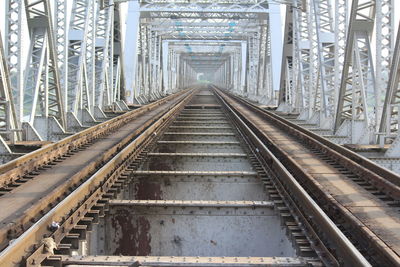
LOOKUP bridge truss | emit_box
[0,0,400,170]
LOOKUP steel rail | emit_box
[0,89,196,252]
[214,89,370,267]
[214,87,400,266]
[0,88,197,267]
[216,87,400,193]
[0,89,191,189]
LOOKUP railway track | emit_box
[0,88,196,265]
[0,87,398,266]
[214,87,400,266]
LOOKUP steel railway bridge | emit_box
[0,0,400,266]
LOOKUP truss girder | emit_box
[2,0,400,153]
[0,0,126,145]
[276,0,399,147]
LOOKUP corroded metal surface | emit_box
[105,200,291,257]
[127,172,267,201]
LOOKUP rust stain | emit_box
[148,158,173,171]
[112,209,152,256]
[134,179,162,200]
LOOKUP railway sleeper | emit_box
[77,217,94,231]
[60,234,80,250]
[86,210,100,223]
[70,225,88,240]
[54,244,72,255]
[91,204,106,217]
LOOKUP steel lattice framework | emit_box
[279,0,399,153]
[0,0,400,169]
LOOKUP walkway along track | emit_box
[0,87,197,265]
[0,88,374,267]
[214,86,400,266]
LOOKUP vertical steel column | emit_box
[375,0,395,127]
[240,41,247,95]
[162,41,169,94]
[111,5,127,106]
[334,0,348,113]
[269,3,282,93]
[0,30,19,142]
[379,21,400,155]
[54,0,68,114]
[67,0,92,116]
[278,5,294,107]
[94,5,113,112]
[292,4,311,115]
[124,1,140,103]
[5,0,24,124]
[312,0,336,125]
[334,0,376,144]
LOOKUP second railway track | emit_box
[214,86,400,266]
[0,87,399,266]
